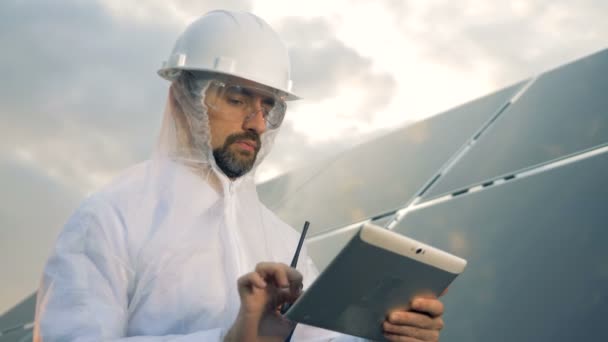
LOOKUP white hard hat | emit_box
[158,10,299,100]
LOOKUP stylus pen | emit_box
[281,220,309,314]
[281,221,310,342]
[290,220,310,268]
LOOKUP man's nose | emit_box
[243,98,267,134]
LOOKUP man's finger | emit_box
[383,322,440,341]
[411,297,444,318]
[285,267,303,290]
[275,287,302,305]
[255,262,290,287]
[382,332,423,342]
[387,311,444,330]
[238,272,267,290]
[255,262,304,291]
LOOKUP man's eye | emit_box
[263,99,276,108]
[227,98,245,106]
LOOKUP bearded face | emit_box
[212,130,261,178]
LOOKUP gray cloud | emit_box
[387,1,608,86]
[0,1,175,176]
[0,0,255,178]
[278,17,397,121]
[173,0,252,13]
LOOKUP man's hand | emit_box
[382,292,446,342]
[224,262,303,342]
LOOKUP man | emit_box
[34,10,446,341]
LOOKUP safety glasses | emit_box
[204,80,287,129]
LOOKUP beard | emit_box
[213,130,262,178]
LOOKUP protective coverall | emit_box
[33,74,363,341]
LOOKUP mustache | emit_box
[224,131,262,152]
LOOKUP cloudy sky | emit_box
[1,0,606,313]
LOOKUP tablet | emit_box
[285,222,467,340]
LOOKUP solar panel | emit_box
[306,226,360,272]
[0,294,35,334]
[423,49,608,200]
[258,155,340,208]
[262,82,526,235]
[392,151,608,342]
[0,328,32,342]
